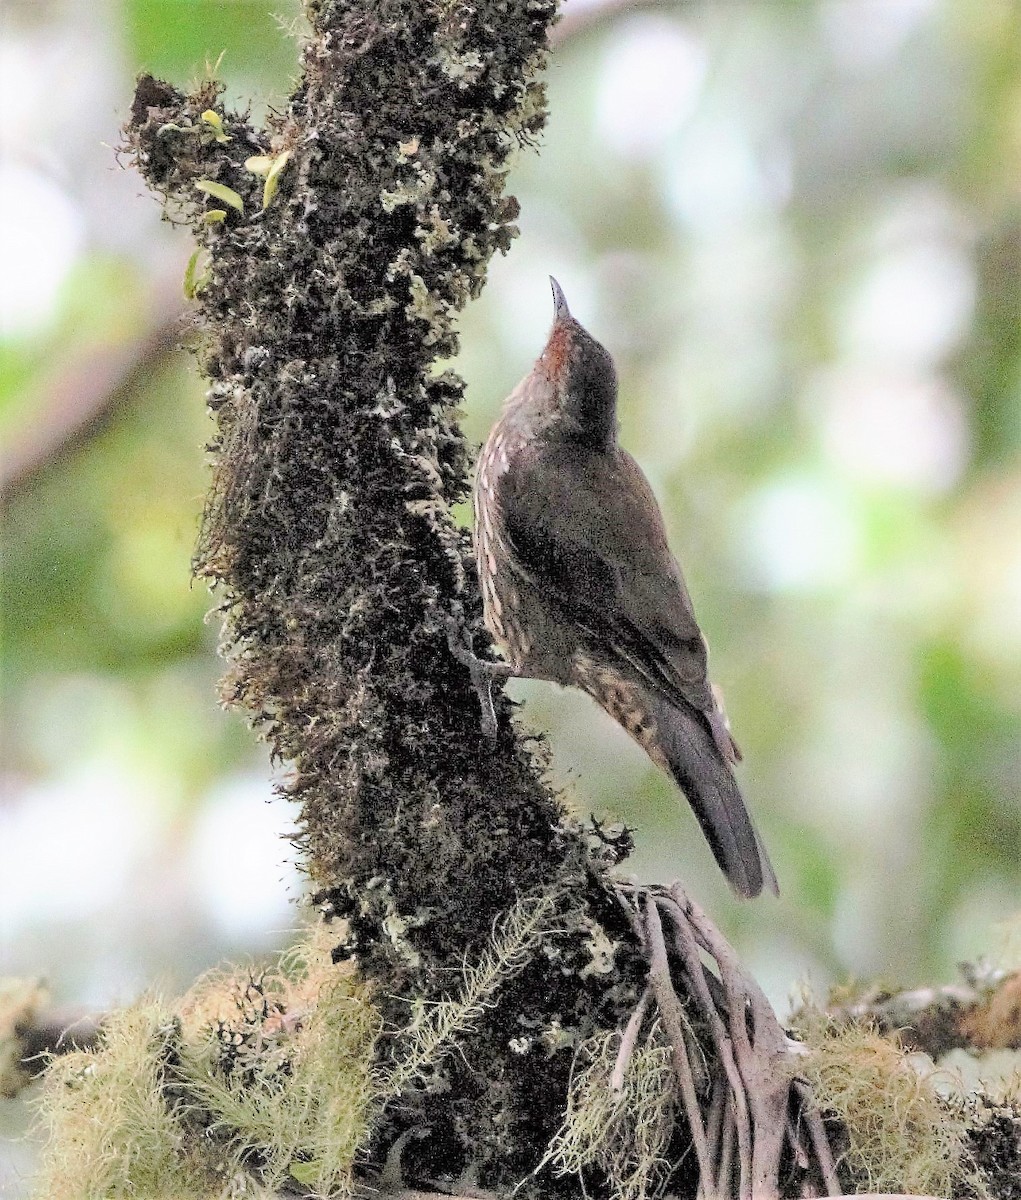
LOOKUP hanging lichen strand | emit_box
[123,2,653,1192]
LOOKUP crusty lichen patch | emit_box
[964,1092,1021,1200]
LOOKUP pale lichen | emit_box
[33,1001,213,1200]
[792,1006,988,1197]
[543,1026,679,1200]
[33,923,380,1200]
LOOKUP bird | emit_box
[468,277,777,899]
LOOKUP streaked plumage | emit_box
[473,279,777,898]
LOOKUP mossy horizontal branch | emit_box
[32,891,572,1200]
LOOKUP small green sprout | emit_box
[183,248,210,299]
[194,179,244,213]
[243,155,274,177]
[203,209,227,225]
[245,151,293,209]
[200,110,230,143]
[262,151,292,208]
[204,50,227,78]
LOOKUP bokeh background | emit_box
[3,0,1020,1189]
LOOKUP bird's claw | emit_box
[444,611,513,743]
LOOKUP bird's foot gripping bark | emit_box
[612,881,841,1199]
[444,608,516,741]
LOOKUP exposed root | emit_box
[594,881,842,1200]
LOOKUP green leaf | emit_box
[200,109,230,143]
[194,179,244,213]
[202,209,227,225]
[262,150,293,209]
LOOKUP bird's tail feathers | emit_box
[645,692,778,899]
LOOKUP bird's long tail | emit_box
[597,684,778,899]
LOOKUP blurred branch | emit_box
[824,967,1021,1059]
[0,277,187,507]
[17,1008,103,1064]
[0,979,102,1099]
[552,0,674,45]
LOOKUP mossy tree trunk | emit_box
[124,1,646,1191]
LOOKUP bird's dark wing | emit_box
[499,440,720,722]
[499,439,773,898]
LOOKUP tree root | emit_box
[613,882,841,1199]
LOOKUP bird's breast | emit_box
[474,420,531,668]
[570,651,670,771]
[473,407,584,682]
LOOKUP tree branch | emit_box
[0,276,186,505]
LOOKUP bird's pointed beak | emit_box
[549,276,571,320]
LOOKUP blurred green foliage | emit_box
[125,0,305,106]
[8,303,198,674]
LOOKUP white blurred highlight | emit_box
[596,17,707,158]
[811,367,970,492]
[739,476,861,592]
[0,769,156,928]
[840,239,975,369]
[0,164,85,338]
[821,0,938,71]
[664,123,791,232]
[189,774,299,940]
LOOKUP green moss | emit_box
[377,889,562,1103]
[31,896,609,1198]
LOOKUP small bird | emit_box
[470,278,777,898]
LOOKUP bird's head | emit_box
[530,278,619,448]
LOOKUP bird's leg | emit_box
[444,611,515,741]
